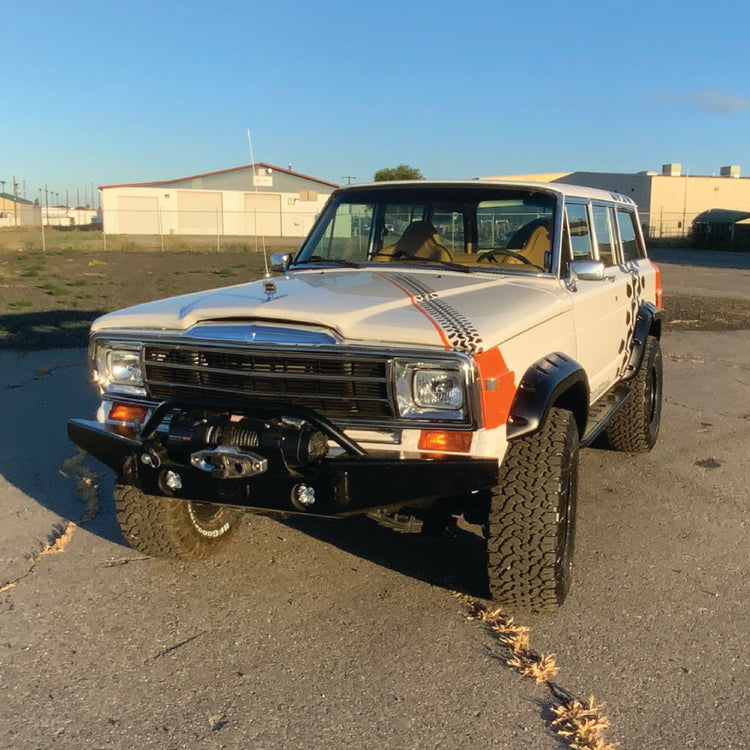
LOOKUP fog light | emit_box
[292,483,316,509]
[164,470,182,491]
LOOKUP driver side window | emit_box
[565,203,593,260]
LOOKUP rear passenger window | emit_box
[616,210,643,261]
[565,204,593,260]
[592,204,616,266]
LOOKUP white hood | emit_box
[91,268,568,352]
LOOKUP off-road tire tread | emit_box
[606,336,662,453]
[114,484,242,559]
[487,407,578,613]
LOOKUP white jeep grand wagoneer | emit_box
[69,180,662,613]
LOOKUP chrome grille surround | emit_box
[90,332,478,429]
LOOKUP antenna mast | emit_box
[247,129,270,278]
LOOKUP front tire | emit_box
[486,407,578,613]
[606,335,663,453]
[114,485,243,559]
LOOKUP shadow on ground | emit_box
[0,309,103,350]
[283,514,491,600]
[0,347,127,551]
[650,247,750,270]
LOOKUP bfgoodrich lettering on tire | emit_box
[486,407,578,613]
[606,335,663,453]
[114,484,243,559]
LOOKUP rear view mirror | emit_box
[570,259,605,281]
[270,252,292,272]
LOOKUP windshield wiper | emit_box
[296,256,362,269]
[387,256,472,273]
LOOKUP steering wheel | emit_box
[477,248,541,269]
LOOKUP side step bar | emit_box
[580,385,631,447]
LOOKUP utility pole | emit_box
[39,188,46,252]
[341,175,356,185]
[13,175,18,226]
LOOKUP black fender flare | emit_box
[506,353,589,441]
[623,302,662,380]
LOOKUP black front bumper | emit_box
[68,418,498,518]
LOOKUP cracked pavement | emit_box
[1,257,749,749]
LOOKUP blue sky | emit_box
[3,0,750,203]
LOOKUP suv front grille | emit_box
[143,344,393,420]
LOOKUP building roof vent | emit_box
[720,165,741,178]
[662,163,681,176]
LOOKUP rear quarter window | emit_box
[616,209,644,261]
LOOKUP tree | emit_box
[373,164,424,181]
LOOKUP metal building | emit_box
[481,164,750,242]
[100,163,338,238]
[0,193,41,227]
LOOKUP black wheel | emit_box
[114,485,243,559]
[606,335,663,453]
[486,407,578,613]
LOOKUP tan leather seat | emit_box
[503,218,551,268]
[383,220,453,262]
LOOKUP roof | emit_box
[0,192,33,205]
[336,179,637,206]
[693,208,750,224]
[99,162,339,190]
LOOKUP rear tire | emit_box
[114,484,243,559]
[486,408,578,613]
[606,335,663,453]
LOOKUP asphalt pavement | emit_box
[1,256,749,749]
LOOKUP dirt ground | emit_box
[1,248,748,349]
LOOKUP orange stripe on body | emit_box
[378,273,451,350]
[475,347,516,429]
[649,260,663,310]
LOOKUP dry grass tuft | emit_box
[551,696,616,750]
[453,591,616,749]
[28,521,76,564]
[507,651,560,683]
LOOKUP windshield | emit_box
[296,186,557,273]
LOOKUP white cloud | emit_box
[690,90,750,115]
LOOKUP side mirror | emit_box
[569,259,605,281]
[270,252,292,272]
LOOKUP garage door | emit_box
[117,196,160,235]
[177,191,223,235]
[244,193,281,236]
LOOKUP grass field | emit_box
[0,231,286,348]
[0,225,294,254]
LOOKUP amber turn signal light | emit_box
[418,430,472,453]
[109,403,149,423]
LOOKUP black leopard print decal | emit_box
[384,272,485,354]
[616,261,647,378]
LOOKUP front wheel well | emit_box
[506,353,590,442]
[551,380,589,439]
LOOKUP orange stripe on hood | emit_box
[378,274,451,350]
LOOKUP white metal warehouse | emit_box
[99,163,339,238]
